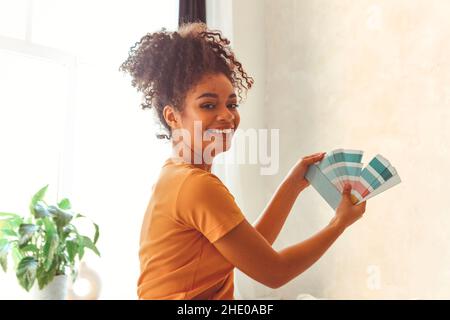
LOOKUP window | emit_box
[0,0,177,299]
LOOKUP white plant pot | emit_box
[31,275,68,300]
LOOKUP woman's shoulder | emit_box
[160,159,232,202]
[150,159,215,205]
[180,167,224,192]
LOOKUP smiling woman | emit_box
[120,22,366,300]
[120,22,254,299]
[119,22,253,141]
[169,73,241,167]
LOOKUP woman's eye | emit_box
[201,103,215,109]
[201,103,239,109]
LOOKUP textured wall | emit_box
[264,0,450,299]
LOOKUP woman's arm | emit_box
[214,184,366,289]
[253,152,325,245]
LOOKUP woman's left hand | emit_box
[287,152,326,191]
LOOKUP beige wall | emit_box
[261,0,450,299]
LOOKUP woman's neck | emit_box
[170,147,213,172]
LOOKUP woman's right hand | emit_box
[332,183,366,230]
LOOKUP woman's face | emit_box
[167,73,240,164]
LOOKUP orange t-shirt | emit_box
[138,158,246,299]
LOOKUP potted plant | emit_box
[0,185,100,299]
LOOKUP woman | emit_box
[120,22,366,300]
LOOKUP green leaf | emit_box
[43,233,59,272]
[47,205,58,216]
[0,212,20,219]
[16,256,38,291]
[29,185,49,217]
[42,217,59,271]
[77,236,85,260]
[57,198,71,210]
[93,222,100,245]
[81,236,100,257]
[48,206,73,229]
[20,244,38,254]
[0,239,11,272]
[2,216,24,229]
[0,229,18,237]
[33,201,50,218]
[63,225,75,237]
[58,254,69,274]
[42,217,57,234]
[66,239,78,264]
[18,224,38,247]
[11,245,24,268]
[36,260,57,290]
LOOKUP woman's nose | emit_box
[216,105,235,122]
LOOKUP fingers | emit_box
[340,183,353,204]
[357,201,367,212]
[305,152,326,159]
[341,186,367,214]
[302,152,326,165]
[342,183,352,194]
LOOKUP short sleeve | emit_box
[176,170,246,243]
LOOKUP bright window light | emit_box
[0,0,28,40]
[0,0,177,299]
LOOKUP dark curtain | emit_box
[178,0,206,27]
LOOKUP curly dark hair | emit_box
[119,22,254,139]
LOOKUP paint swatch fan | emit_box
[305,149,401,210]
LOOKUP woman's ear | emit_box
[163,105,180,130]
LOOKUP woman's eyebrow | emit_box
[196,92,237,99]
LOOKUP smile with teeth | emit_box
[206,128,234,134]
